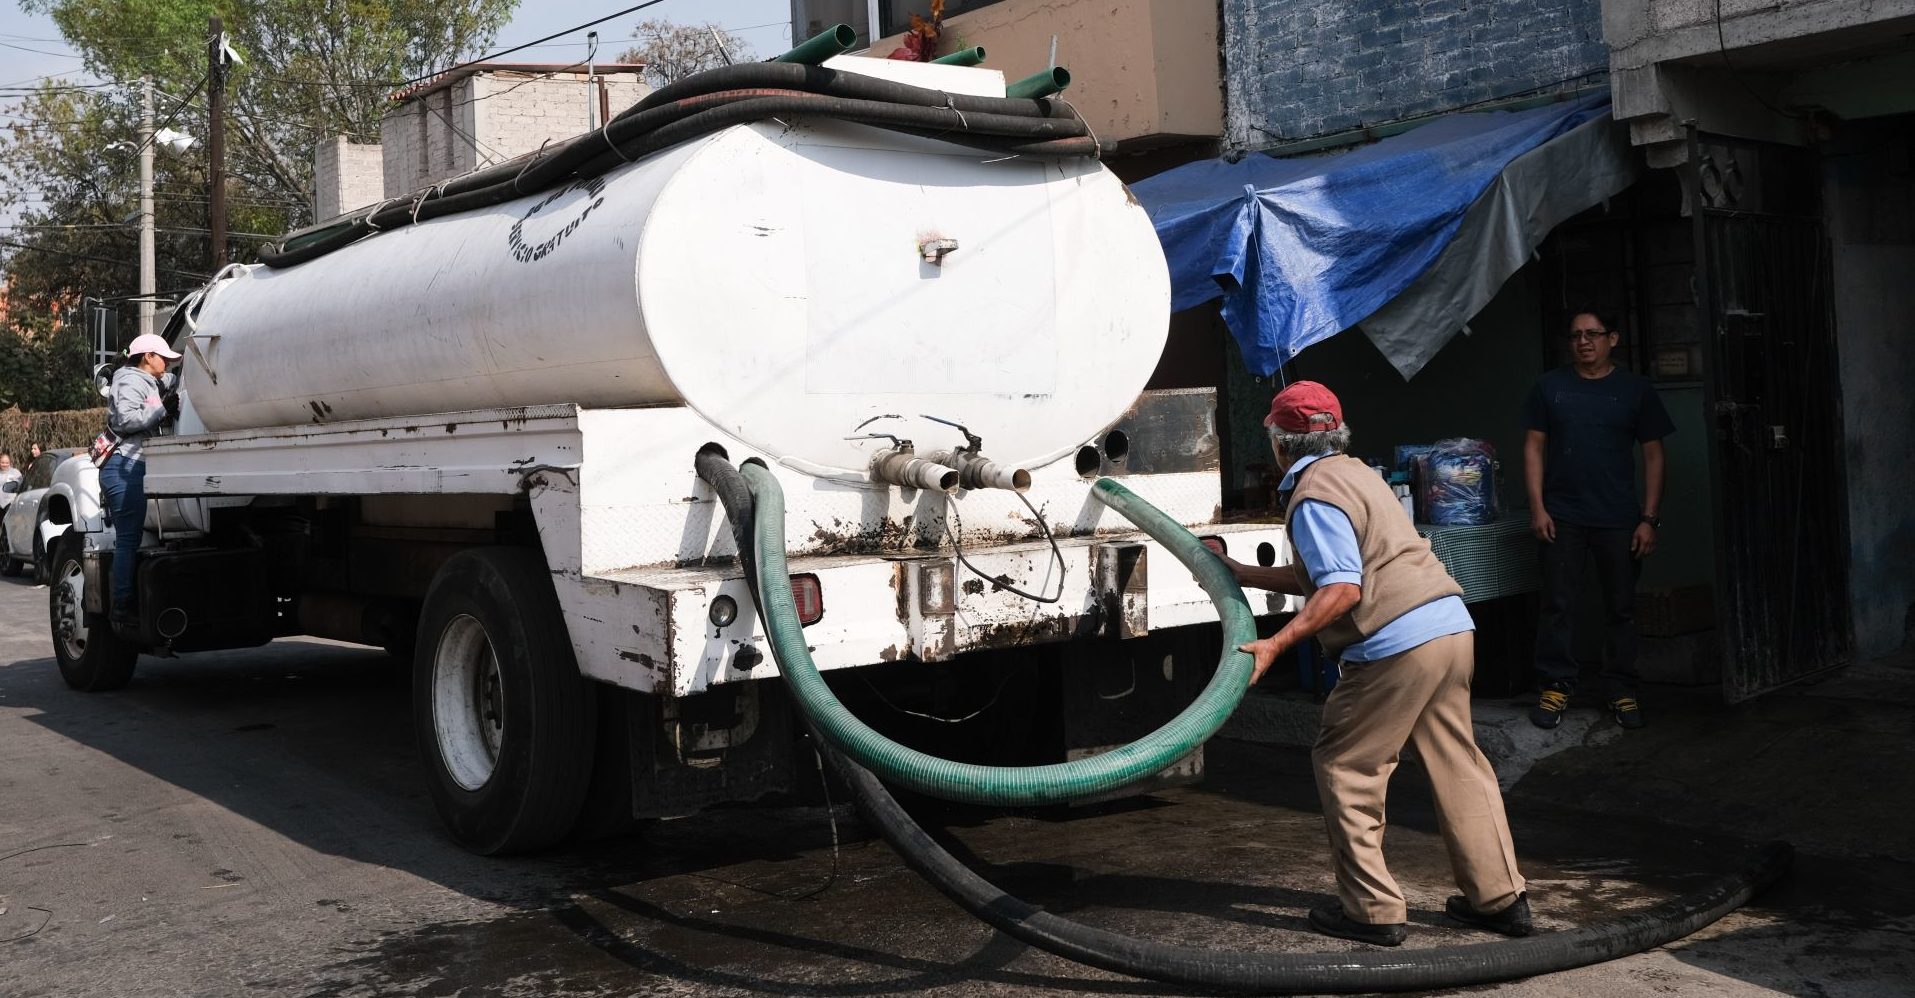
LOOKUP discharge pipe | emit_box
[870,446,962,494]
[1007,66,1071,98]
[773,23,857,65]
[693,450,1794,993]
[926,450,1031,492]
[931,46,986,66]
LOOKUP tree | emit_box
[617,19,753,88]
[1,0,519,409]
[24,0,520,211]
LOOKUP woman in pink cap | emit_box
[99,332,182,629]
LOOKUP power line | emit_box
[393,0,672,92]
[0,238,212,279]
[0,40,84,59]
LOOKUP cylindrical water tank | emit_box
[183,118,1170,477]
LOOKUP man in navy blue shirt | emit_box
[1522,309,1675,730]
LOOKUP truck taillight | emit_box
[1200,535,1227,556]
[791,574,824,626]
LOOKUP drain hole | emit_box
[1256,541,1277,567]
[1075,445,1101,478]
[1103,429,1131,462]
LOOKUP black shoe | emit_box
[1446,892,1535,937]
[1608,697,1645,729]
[109,605,139,640]
[1529,682,1572,729]
[1308,903,1406,947]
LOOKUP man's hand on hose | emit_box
[1238,633,1293,685]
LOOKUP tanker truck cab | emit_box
[47,55,1296,855]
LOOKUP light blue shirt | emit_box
[1281,455,1474,662]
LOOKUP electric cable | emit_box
[943,491,1067,604]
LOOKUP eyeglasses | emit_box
[1566,329,1610,341]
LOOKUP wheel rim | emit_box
[432,614,506,791]
[53,553,88,661]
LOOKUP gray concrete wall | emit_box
[1825,114,1915,658]
[1220,0,1607,149]
[312,136,384,221]
[379,71,652,196]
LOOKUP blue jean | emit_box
[1533,522,1640,699]
[99,454,145,614]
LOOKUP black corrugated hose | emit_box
[258,63,1096,269]
[693,449,1793,994]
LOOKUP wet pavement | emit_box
[3,573,1912,996]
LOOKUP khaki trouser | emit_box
[1312,631,1526,924]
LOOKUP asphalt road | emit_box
[2,572,1910,997]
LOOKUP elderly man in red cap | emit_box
[1224,380,1530,947]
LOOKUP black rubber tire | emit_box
[1,553,19,578]
[30,529,50,585]
[412,546,597,855]
[48,534,139,692]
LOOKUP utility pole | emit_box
[138,76,156,339]
[585,31,599,132]
[207,15,228,269]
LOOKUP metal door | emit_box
[1690,134,1853,701]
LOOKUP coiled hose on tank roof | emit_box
[694,448,1794,993]
[259,63,1099,269]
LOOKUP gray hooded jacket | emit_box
[107,366,172,462]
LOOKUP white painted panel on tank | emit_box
[798,146,1056,396]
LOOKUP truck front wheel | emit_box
[48,534,139,692]
[413,547,597,855]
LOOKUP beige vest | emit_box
[1286,454,1464,658]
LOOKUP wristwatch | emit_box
[1640,514,1662,529]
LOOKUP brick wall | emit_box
[380,71,652,196]
[1221,0,1607,149]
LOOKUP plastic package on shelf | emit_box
[1413,438,1499,526]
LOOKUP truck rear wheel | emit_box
[413,547,597,855]
[48,534,139,692]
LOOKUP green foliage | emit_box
[2,0,519,410]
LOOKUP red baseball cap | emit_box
[1264,381,1343,432]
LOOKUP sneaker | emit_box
[1446,892,1535,937]
[1609,697,1645,729]
[1308,903,1406,947]
[1529,682,1572,729]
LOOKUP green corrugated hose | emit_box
[740,462,1257,806]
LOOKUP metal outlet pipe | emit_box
[870,448,961,493]
[927,451,1031,492]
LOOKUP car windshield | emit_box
[24,452,65,490]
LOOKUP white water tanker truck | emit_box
[45,52,1294,853]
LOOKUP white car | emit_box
[3,449,92,582]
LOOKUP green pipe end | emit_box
[1006,66,1070,99]
[773,23,858,65]
[931,46,986,67]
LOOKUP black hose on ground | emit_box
[258,64,1095,269]
[692,450,1793,993]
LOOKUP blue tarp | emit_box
[1132,93,1612,376]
